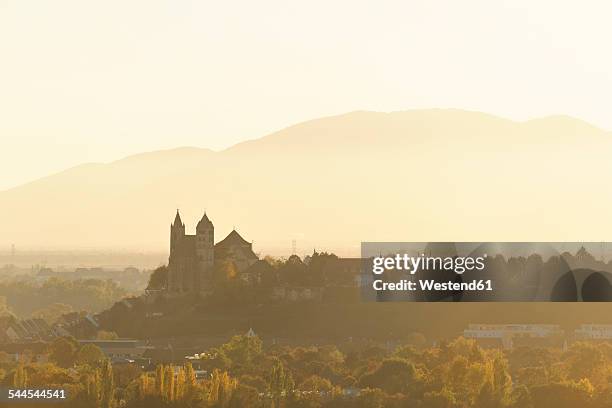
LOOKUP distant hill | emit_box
[2,109,612,254]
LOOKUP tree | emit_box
[215,260,238,284]
[12,364,28,388]
[491,357,512,405]
[475,357,512,408]
[269,360,294,407]
[298,374,333,393]
[146,266,168,290]
[405,332,427,348]
[31,302,74,324]
[138,363,199,405]
[359,358,421,395]
[228,384,259,408]
[114,363,141,390]
[423,387,460,408]
[564,341,606,383]
[208,370,238,408]
[175,366,186,401]
[476,380,497,408]
[355,388,386,408]
[248,260,278,287]
[0,296,13,316]
[220,334,263,368]
[530,379,594,408]
[79,360,115,408]
[100,360,115,408]
[155,365,164,397]
[84,369,102,407]
[77,344,107,367]
[49,336,79,368]
[23,363,72,388]
[279,255,307,286]
[163,365,174,401]
[0,351,11,363]
[184,362,197,397]
[239,374,267,392]
[511,385,533,408]
[308,251,339,286]
[137,373,150,400]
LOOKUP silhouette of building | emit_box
[168,210,258,293]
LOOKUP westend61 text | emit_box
[372,279,493,291]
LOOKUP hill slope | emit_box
[1,109,611,254]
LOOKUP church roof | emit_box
[215,230,251,248]
[196,212,213,231]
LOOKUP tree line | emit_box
[3,333,612,407]
[0,277,127,319]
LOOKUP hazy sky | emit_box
[2,0,612,190]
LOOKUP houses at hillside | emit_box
[463,324,565,349]
[574,324,612,340]
[78,339,151,364]
[0,312,102,344]
[0,317,56,343]
[463,323,612,350]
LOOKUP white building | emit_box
[574,324,612,339]
[463,324,564,349]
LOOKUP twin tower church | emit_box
[168,210,258,293]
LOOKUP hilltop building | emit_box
[168,210,258,293]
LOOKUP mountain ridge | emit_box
[5,109,607,194]
[2,109,612,253]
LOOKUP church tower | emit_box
[195,212,214,292]
[170,210,185,251]
[168,210,185,291]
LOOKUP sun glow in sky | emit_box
[2,0,612,190]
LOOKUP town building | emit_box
[463,324,564,349]
[78,339,152,363]
[574,324,612,340]
[0,317,55,343]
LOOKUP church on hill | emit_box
[168,210,258,293]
